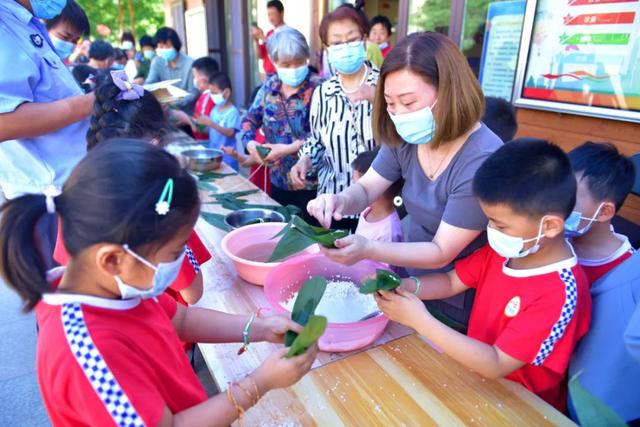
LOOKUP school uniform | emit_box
[455,244,592,410]
[36,269,207,426]
[192,91,215,141]
[0,1,88,199]
[578,231,634,285]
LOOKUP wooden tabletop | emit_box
[193,165,575,427]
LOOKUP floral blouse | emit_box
[240,73,322,190]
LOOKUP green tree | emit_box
[408,0,452,34]
[77,0,165,43]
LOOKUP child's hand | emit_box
[195,115,212,127]
[221,146,238,159]
[253,344,318,391]
[375,289,428,330]
[254,315,303,344]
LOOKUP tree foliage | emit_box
[77,0,165,42]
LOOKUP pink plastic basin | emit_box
[221,222,317,286]
[264,253,389,352]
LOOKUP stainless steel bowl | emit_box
[182,148,223,172]
[224,208,286,229]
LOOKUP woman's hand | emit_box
[246,140,264,165]
[253,315,303,344]
[253,345,318,392]
[375,289,429,331]
[290,156,311,190]
[307,194,347,228]
[319,234,372,266]
[263,143,294,162]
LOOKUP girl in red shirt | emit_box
[0,140,316,426]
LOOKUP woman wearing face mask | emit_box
[290,6,378,231]
[240,26,322,212]
[307,32,504,327]
[146,27,198,114]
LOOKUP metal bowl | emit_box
[224,208,286,230]
[182,148,223,172]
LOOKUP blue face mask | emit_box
[143,49,156,60]
[327,41,366,75]
[565,203,604,238]
[30,0,67,19]
[388,100,438,145]
[157,47,177,62]
[51,35,74,60]
[112,63,125,71]
[277,64,309,87]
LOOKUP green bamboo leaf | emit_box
[200,212,230,231]
[284,277,327,347]
[287,315,327,357]
[197,181,219,192]
[268,228,316,263]
[256,145,272,159]
[359,269,402,294]
[569,377,628,427]
[197,171,236,181]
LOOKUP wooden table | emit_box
[194,165,575,427]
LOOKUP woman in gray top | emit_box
[307,32,503,326]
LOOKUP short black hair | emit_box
[267,0,284,13]
[121,31,135,44]
[473,138,576,218]
[370,15,392,35]
[89,40,115,60]
[113,48,127,62]
[45,0,90,38]
[483,97,517,142]
[192,57,220,80]
[209,72,232,91]
[154,27,182,52]
[569,142,636,211]
[139,35,156,49]
[352,148,403,200]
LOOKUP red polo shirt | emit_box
[455,244,591,411]
[578,232,634,284]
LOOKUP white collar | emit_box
[502,243,578,278]
[578,232,633,266]
[43,267,142,310]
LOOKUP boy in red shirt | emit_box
[376,139,591,411]
[190,56,220,141]
[566,142,636,284]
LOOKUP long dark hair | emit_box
[0,139,200,311]
[87,73,171,149]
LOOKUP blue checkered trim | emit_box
[185,246,200,274]
[532,268,578,366]
[61,303,145,427]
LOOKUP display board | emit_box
[513,0,640,122]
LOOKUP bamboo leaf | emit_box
[287,315,327,357]
[269,216,347,261]
[359,269,402,294]
[256,145,272,159]
[284,277,327,346]
[268,228,316,263]
[196,171,236,181]
[569,377,628,427]
[197,181,219,192]
[200,212,230,232]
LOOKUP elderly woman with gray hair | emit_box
[240,26,323,210]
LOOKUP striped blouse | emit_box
[299,63,379,196]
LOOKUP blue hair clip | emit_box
[155,178,174,215]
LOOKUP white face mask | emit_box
[210,92,225,105]
[115,245,185,300]
[564,202,604,238]
[487,219,546,259]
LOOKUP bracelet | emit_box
[226,383,245,422]
[410,276,422,297]
[237,308,266,356]
[236,376,259,406]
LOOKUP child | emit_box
[196,72,241,171]
[566,142,636,284]
[78,70,210,306]
[190,56,220,141]
[352,149,403,244]
[0,140,316,426]
[482,96,518,143]
[376,139,591,411]
[369,15,393,58]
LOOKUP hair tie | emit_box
[110,70,144,101]
[155,178,174,215]
[43,186,62,215]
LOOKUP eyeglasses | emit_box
[328,39,363,48]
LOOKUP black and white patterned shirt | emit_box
[299,63,379,196]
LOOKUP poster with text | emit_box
[521,0,640,114]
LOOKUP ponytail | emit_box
[0,195,53,311]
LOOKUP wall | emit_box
[515,108,640,225]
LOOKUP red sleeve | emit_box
[259,42,267,59]
[495,290,565,364]
[454,245,493,289]
[188,231,211,264]
[169,232,211,293]
[157,293,178,319]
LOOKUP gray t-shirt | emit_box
[372,124,503,325]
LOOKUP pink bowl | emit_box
[221,222,317,286]
[264,253,389,352]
